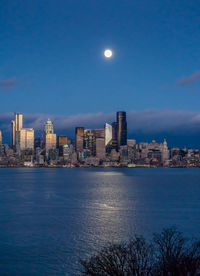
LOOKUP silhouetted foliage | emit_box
[80,227,200,276]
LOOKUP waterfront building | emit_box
[75,127,84,152]
[20,128,34,150]
[110,148,120,161]
[45,119,54,135]
[119,145,129,164]
[117,111,127,147]
[0,130,2,145]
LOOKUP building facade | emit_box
[14,113,23,147]
[11,120,15,148]
[20,128,34,150]
[117,111,127,147]
[105,123,112,146]
[45,133,57,156]
[75,127,84,152]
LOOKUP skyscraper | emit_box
[117,111,127,147]
[84,129,95,155]
[105,123,112,146]
[58,136,68,147]
[20,128,34,150]
[75,127,84,152]
[45,119,54,135]
[11,120,15,147]
[14,113,23,147]
[58,136,68,156]
[112,122,118,150]
[96,138,106,159]
[15,112,23,131]
[45,133,57,156]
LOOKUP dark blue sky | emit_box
[1,0,200,147]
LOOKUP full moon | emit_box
[104,49,113,58]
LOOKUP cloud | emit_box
[177,71,200,86]
[0,78,18,88]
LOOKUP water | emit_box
[0,168,200,275]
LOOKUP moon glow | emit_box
[104,49,113,58]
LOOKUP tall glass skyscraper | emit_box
[117,111,127,147]
[75,127,84,152]
[14,112,23,147]
[105,123,112,146]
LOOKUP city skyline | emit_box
[1,109,200,148]
[1,110,200,168]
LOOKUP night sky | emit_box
[1,0,200,147]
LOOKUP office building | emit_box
[58,136,68,156]
[93,129,105,139]
[117,111,127,147]
[112,122,118,150]
[14,113,23,147]
[11,121,15,147]
[96,138,106,159]
[105,123,112,146]
[20,128,34,150]
[45,133,57,156]
[84,129,95,155]
[75,127,84,152]
[58,136,68,147]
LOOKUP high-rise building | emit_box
[96,138,106,159]
[45,133,57,156]
[15,112,23,131]
[112,122,118,150]
[92,129,105,139]
[0,130,2,145]
[105,123,112,146]
[14,113,23,147]
[58,136,68,156]
[58,136,68,147]
[84,129,95,155]
[75,127,84,152]
[20,128,34,150]
[117,111,127,147]
[11,120,15,147]
[45,119,54,135]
